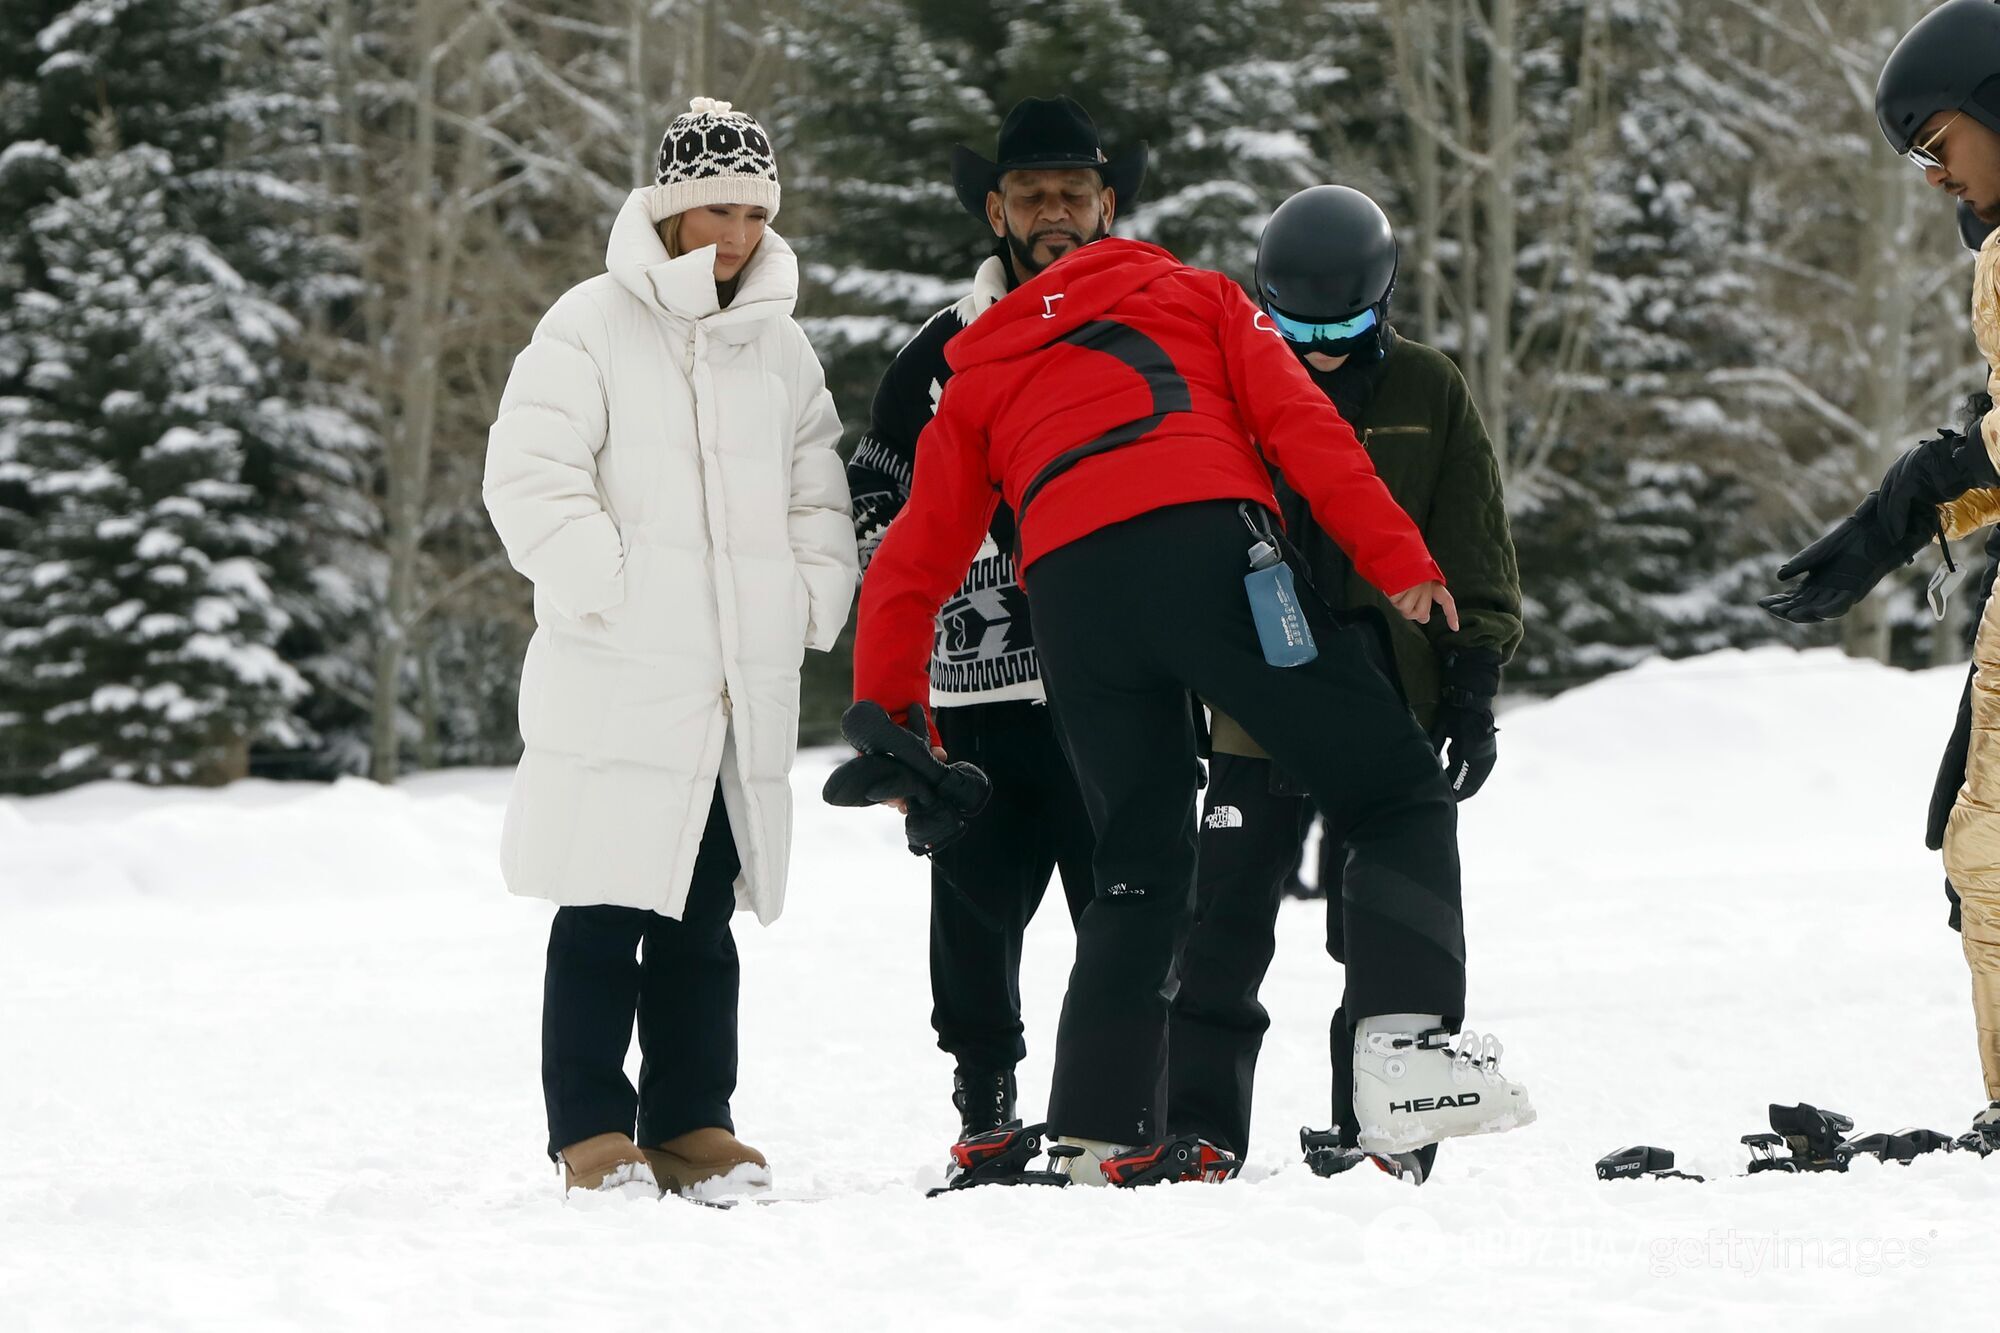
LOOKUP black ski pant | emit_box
[542,786,741,1159]
[1026,501,1465,1146]
[1166,754,1443,1176]
[930,699,1095,1075]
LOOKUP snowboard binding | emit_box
[1301,1127,1427,1185]
[823,702,992,856]
[1595,1144,1703,1183]
[927,1121,1071,1196]
[1094,1135,1242,1187]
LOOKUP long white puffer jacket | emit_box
[484,187,856,924]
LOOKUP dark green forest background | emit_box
[0,0,1978,789]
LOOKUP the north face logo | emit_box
[1204,805,1243,830]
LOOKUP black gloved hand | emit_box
[1757,492,1913,624]
[822,701,991,856]
[1763,429,1998,625]
[1430,649,1500,802]
[1876,427,2000,544]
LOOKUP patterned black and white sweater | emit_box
[848,255,1044,706]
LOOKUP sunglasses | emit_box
[1910,113,1962,172]
[1265,304,1379,347]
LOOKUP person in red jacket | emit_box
[854,234,1534,1185]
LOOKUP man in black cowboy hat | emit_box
[846,96,1146,1148]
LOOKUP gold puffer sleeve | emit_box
[1941,487,2000,542]
[1976,227,2000,468]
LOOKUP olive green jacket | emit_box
[1211,334,1521,755]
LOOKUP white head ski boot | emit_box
[1351,1014,1535,1154]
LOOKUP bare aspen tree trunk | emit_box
[1844,136,1915,663]
[1449,2,1480,394]
[1387,5,1443,339]
[366,0,447,782]
[1483,0,1517,478]
[629,0,652,187]
[1839,0,1930,664]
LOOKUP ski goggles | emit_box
[1909,113,1961,172]
[1265,304,1379,348]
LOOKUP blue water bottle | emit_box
[1245,538,1317,668]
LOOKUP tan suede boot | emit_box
[558,1132,658,1196]
[643,1128,771,1200]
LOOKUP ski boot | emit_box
[1301,1126,1428,1185]
[1350,1017,1535,1153]
[1843,1127,1956,1166]
[1086,1135,1241,1187]
[1743,1103,1854,1174]
[1954,1101,2000,1156]
[1594,1144,1703,1183]
[952,1067,1016,1139]
[927,1122,1071,1196]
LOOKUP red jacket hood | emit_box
[944,237,1184,373]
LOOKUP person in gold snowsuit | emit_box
[1764,0,2000,1147]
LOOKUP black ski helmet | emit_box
[1875,0,2000,154]
[1255,185,1398,362]
[1876,1,2000,250]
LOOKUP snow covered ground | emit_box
[3,646,1995,1330]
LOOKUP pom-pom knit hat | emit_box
[653,97,781,219]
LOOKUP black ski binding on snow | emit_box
[927,1121,1071,1196]
[1744,1103,1855,1174]
[1097,1135,1242,1187]
[1301,1127,1426,1185]
[1845,1128,1956,1165]
[1595,1144,1703,1183]
[824,702,992,856]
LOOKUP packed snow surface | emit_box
[3,648,1994,1329]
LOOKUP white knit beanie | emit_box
[653,97,781,219]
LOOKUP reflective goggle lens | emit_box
[1267,305,1379,346]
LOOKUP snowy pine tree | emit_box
[0,0,371,786]
[0,130,307,785]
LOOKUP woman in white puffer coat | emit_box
[483,99,857,1198]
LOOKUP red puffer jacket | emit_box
[852,236,1442,722]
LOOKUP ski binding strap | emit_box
[1098,1135,1242,1187]
[927,1121,1071,1196]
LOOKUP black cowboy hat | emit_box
[950,95,1148,222]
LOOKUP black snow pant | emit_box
[930,699,1096,1075]
[1026,501,1465,1146]
[542,786,742,1160]
[1166,754,1442,1177]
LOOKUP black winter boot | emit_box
[952,1067,1017,1137]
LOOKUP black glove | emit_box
[1762,428,1998,625]
[1875,427,1999,544]
[822,702,991,856]
[1757,492,1914,624]
[1430,649,1500,802]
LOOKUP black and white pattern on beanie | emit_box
[652,96,781,219]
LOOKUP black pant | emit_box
[1167,756,1445,1170]
[1027,501,1465,1145]
[930,700,1095,1074]
[542,787,742,1159]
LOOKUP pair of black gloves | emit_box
[1761,423,2000,624]
[822,702,991,855]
